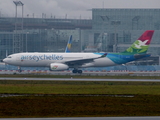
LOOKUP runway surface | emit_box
[0,77,160,82]
[1,117,160,120]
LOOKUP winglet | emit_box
[65,35,72,53]
[101,53,107,57]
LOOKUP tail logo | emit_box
[67,44,71,49]
[125,39,149,54]
[134,40,148,49]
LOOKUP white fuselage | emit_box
[3,52,116,68]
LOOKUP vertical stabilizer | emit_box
[122,30,154,54]
[65,35,72,53]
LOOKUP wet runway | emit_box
[0,77,160,82]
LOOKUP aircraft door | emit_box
[16,55,22,65]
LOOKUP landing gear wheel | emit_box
[78,70,82,74]
[72,69,83,74]
[18,69,22,73]
[72,69,77,73]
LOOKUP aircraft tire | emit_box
[72,69,77,73]
[18,69,22,73]
[78,70,82,74]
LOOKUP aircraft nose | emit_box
[2,58,7,63]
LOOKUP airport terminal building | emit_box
[92,9,160,54]
[0,8,160,64]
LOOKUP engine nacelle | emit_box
[50,63,69,71]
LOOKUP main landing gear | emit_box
[72,69,82,74]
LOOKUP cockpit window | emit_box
[7,56,12,58]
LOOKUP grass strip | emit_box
[0,95,160,117]
[0,80,160,95]
[0,80,160,117]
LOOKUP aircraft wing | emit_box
[64,53,107,66]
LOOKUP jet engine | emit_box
[50,63,69,71]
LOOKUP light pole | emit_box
[100,15,109,52]
[13,1,24,53]
[111,21,121,52]
[26,32,29,52]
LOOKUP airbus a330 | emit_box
[3,30,154,73]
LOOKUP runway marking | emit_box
[0,77,160,82]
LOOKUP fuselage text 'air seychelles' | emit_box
[3,30,154,73]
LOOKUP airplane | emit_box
[3,30,154,73]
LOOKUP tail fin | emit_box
[65,35,72,53]
[122,30,154,54]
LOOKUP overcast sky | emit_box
[0,0,160,19]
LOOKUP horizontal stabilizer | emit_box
[134,53,151,59]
